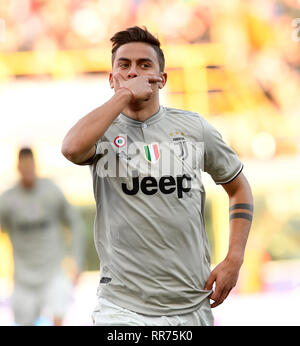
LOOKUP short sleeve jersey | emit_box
[90,106,243,316]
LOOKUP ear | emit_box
[158,72,168,89]
[109,72,114,89]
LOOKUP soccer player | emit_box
[61,26,253,326]
[0,147,85,326]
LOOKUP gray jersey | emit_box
[0,178,84,286]
[90,106,243,316]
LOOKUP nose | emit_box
[127,65,138,79]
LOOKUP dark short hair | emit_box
[18,147,34,160]
[110,26,165,72]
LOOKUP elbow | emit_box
[61,140,79,163]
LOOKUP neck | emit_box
[21,179,36,190]
[122,98,160,122]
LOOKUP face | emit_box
[18,156,36,189]
[109,42,167,89]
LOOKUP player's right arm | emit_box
[61,74,162,165]
[61,86,131,165]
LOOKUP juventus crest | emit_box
[173,136,189,161]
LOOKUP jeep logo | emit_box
[122,174,192,198]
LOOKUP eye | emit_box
[141,63,151,68]
[119,63,129,69]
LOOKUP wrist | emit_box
[225,251,244,267]
[117,87,135,103]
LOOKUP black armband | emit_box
[230,212,253,222]
[229,203,253,212]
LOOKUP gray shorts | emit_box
[11,274,72,325]
[92,297,214,326]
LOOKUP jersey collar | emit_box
[119,106,165,127]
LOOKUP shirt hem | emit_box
[99,291,211,317]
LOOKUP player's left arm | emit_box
[204,172,253,308]
[0,194,9,233]
[57,188,86,284]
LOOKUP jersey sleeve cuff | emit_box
[215,164,244,185]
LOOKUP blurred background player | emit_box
[0,147,85,326]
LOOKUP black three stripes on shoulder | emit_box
[229,203,253,222]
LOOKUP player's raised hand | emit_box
[113,73,163,103]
